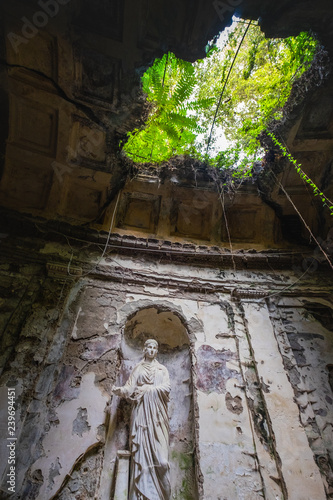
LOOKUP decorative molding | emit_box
[231,288,267,300]
[1,208,328,277]
[68,115,108,171]
[73,47,121,109]
[223,209,257,242]
[58,178,107,221]
[116,192,161,233]
[7,31,58,86]
[46,262,82,279]
[0,159,53,211]
[9,95,58,157]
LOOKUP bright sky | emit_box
[198,17,240,154]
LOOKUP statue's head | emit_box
[143,338,158,360]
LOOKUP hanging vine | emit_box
[267,131,333,215]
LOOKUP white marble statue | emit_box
[112,339,171,500]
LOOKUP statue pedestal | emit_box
[114,450,131,500]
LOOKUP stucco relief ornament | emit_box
[112,339,171,500]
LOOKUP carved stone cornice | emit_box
[46,263,82,279]
[231,289,268,300]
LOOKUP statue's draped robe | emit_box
[121,359,171,500]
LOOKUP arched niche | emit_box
[123,305,190,352]
[105,304,199,500]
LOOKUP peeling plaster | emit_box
[243,301,327,500]
[31,372,108,500]
[196,344,241,394]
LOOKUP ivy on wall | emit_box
[267,132,333,215]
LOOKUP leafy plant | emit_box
[123,53,215,163]
[267,131,333,215]
[194,23,317,157]
[122,21,318,174]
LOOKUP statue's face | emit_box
[144,341,158,359]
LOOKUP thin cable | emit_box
[81,190,122,276]
[161,52,169,87]
[35,191,122,279]
[270,169,333,271]
[258,263,316,302]
[219,188,236,270]
[206,20,251,154]
[100,191,121,261]
[150,53,169,161]
[65,190,122,279]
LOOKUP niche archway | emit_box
[123,305,190,350]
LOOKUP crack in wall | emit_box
[236,299,288,500]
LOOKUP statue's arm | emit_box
[112,385,126,397]
[155,365,171,396]
[112,365,139,399]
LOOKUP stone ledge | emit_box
[0,207,324,272]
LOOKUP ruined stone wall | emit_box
[0,250,332,500]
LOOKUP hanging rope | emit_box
[150,53,169,161]
[269,169,333,271]
[206,20,252,154]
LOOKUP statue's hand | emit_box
[135,384,153,398]
[112,386,123,397]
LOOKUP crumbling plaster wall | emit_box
[269,298,333,497]
[0,254,332,499]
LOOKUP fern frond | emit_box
[159,122,180,142]
[186,97,216,111]
[167,112,201,132]
[172,73,196,107]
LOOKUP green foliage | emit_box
[194,23,317,157]
[122,21,318,173]
[268,132,333,215]
[123,52,215,163]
